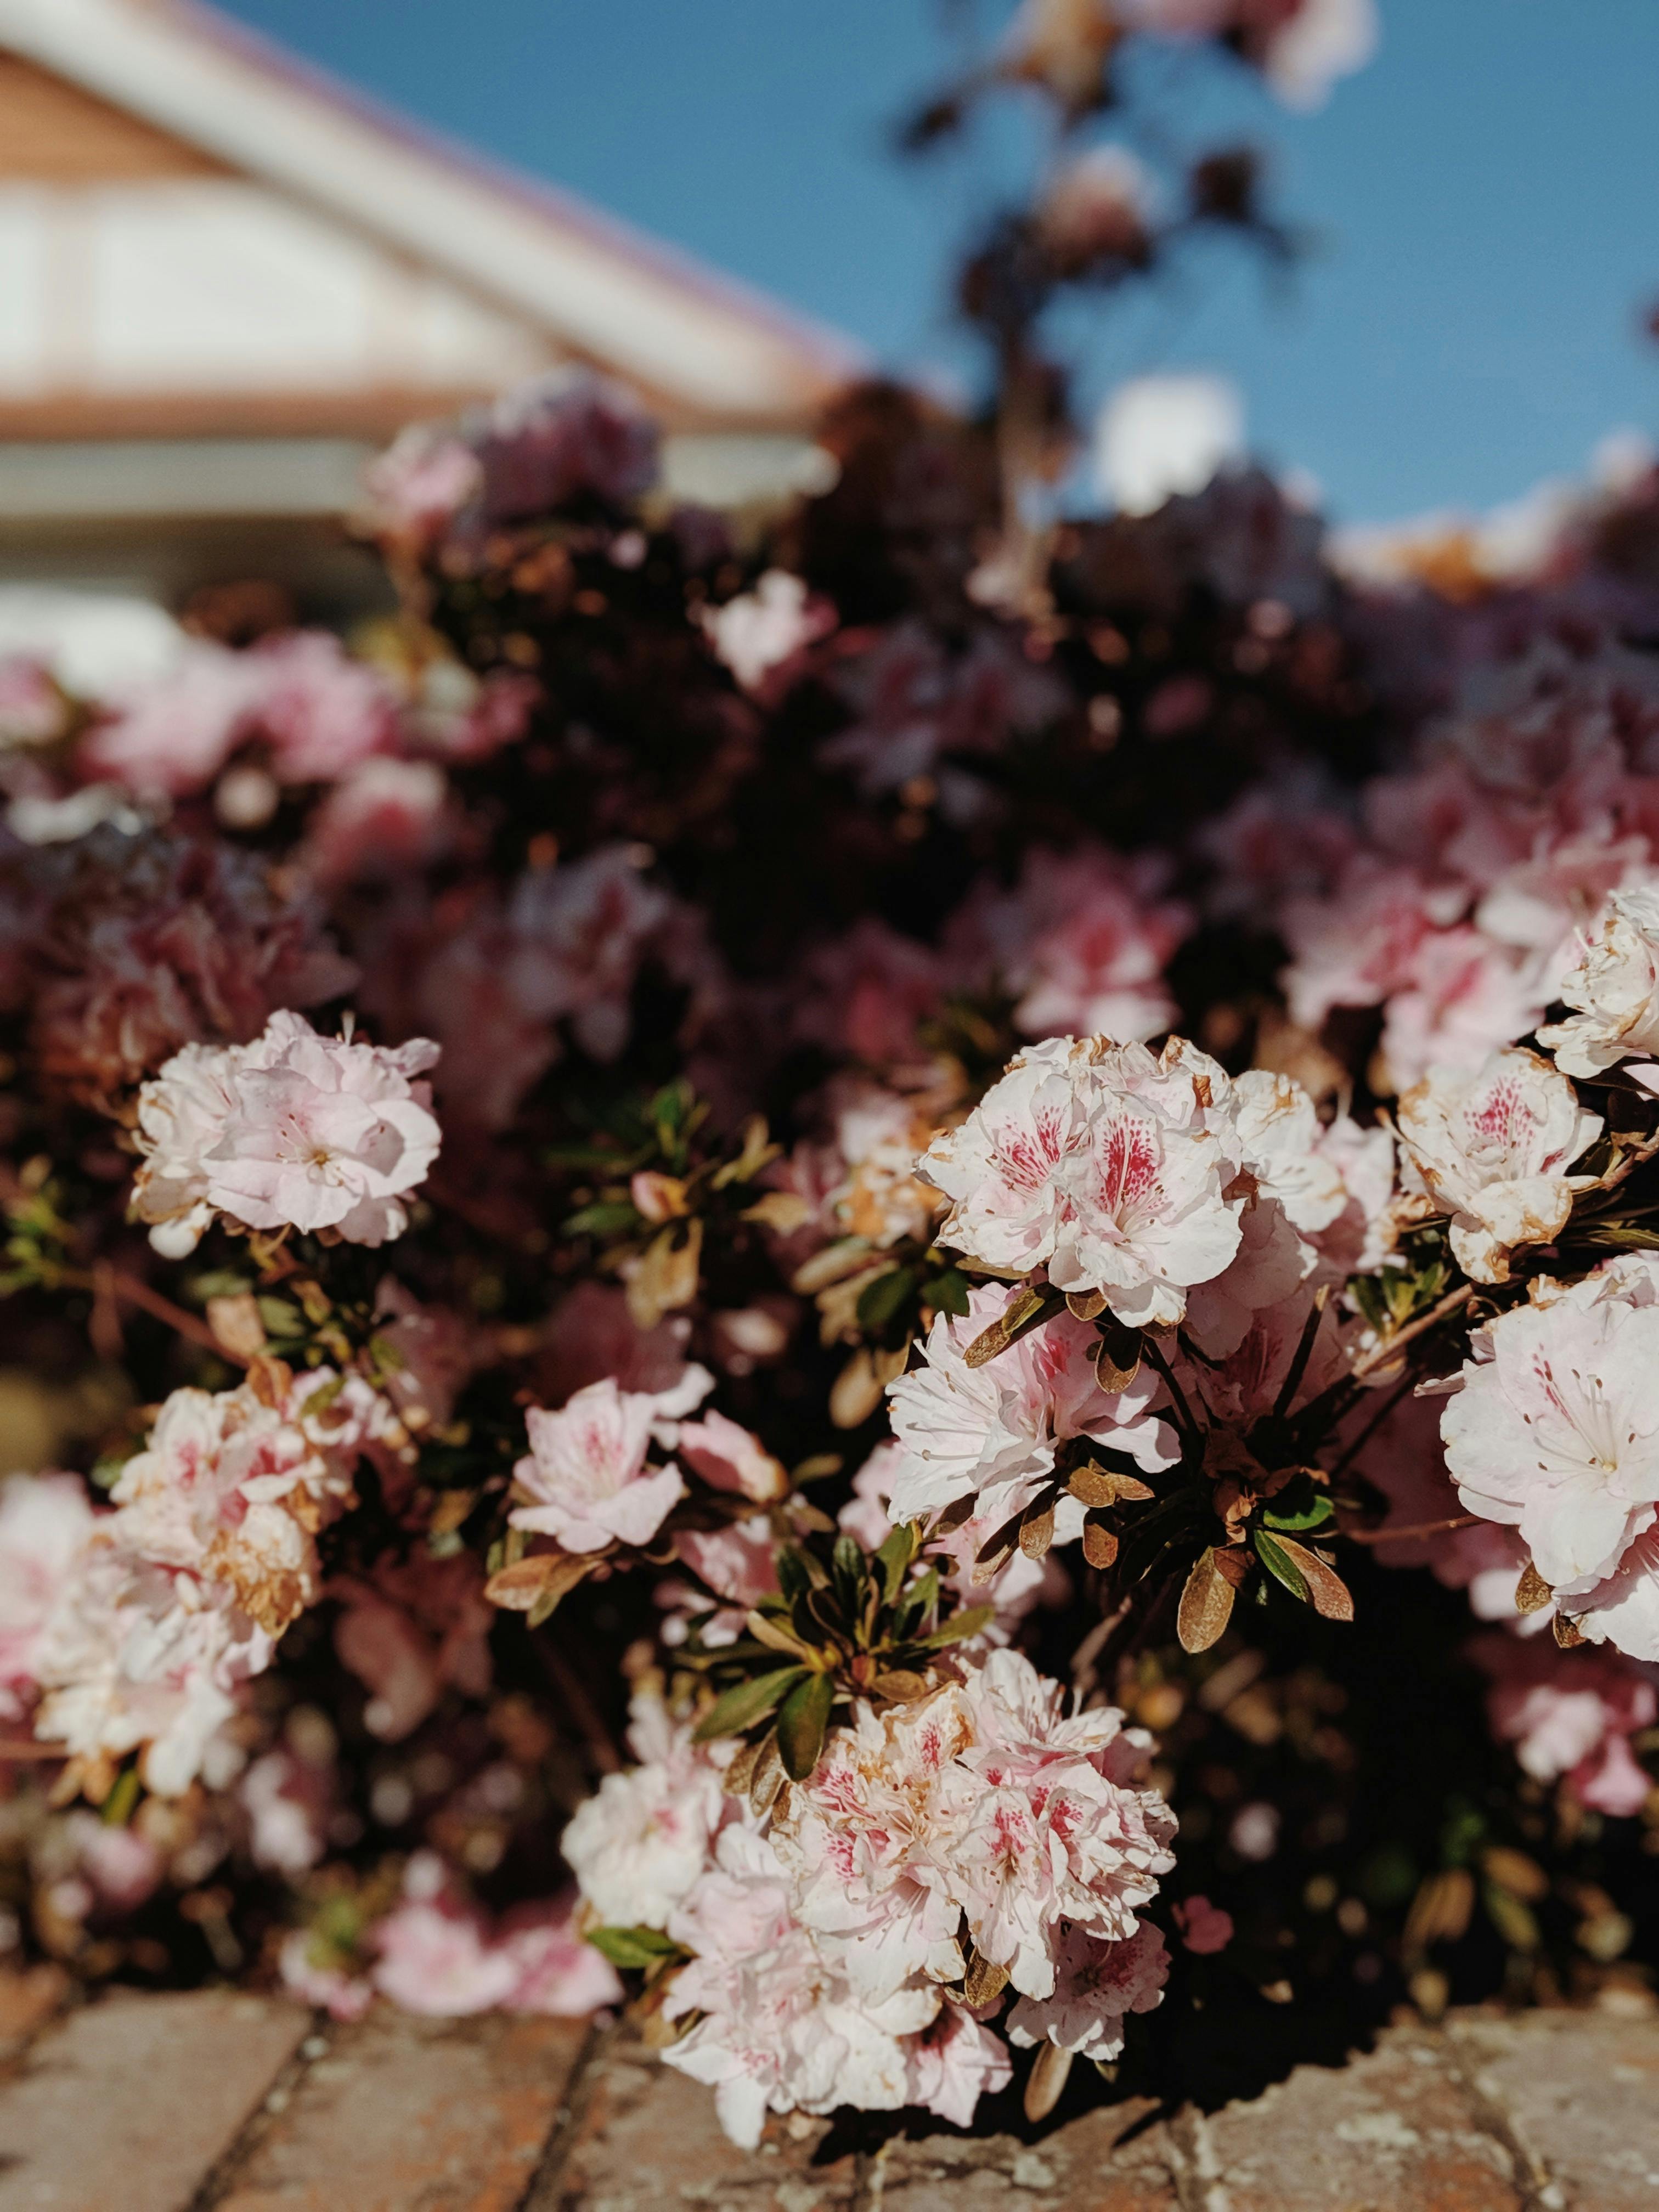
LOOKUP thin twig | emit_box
[1071,1594,1134,1699]
[1273,1285,1329,1418]
[534,1634,623,1775]
[61,1267,240,1363]
[1324,1367,1418,1483]
[1349,1282,1476,1381]
[1139,1334,1202,1449]
[1591,1124,1659,1195]
[1339,1513,1478,1546]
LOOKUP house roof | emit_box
[0,0,866,430]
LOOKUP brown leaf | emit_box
[723,1734,765,1803]
[1023,2041,1075,2122]
[964,1284,1058,1368]
[1068,1463,1155,1509]
[1514,1560,1553,1615]
[484,1549,596,1615]
[791,1237,875,1296]
[1212,1546,1253,1589]
[829,1342,910,1429]
[1481,1846,1548,1904]
[962,1949,1012,2005]
[1266,1534,1355,1622]
[1064,1288,1107,1322]
[872,1669,932,1703]
[624,1218,704,1329]
[1019,1500,1056,1559]
[206,1292,266,1362]
[748,1733,787,1818]
[1093,1318,1142,1394]
[427,1489,477,1539]
[1177,1548,1237,1654]
[1081,1518,1119,1571]
[245,1353,294,1409]
[1553,1611,1587,1649]
[742,1190,815,1234]
[631,1171,689,1224]
[1404,1867,1474,1951]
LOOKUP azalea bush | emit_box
[6,0,1659,2147]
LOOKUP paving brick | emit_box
[216,2008,587,2212]
[0,1968,67,2068]
[541,2034,1178,2211]
[881,2100,1179,2210]
[1448,2006,1659,2212]
[0,1988,307,2212]
[538,2036,861,2212]
[1182,2023,1521,2212]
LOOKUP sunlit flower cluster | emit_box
[567,1658,1173,2146]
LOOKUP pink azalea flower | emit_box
[497,1893,623,2016]
[1543,877,1659,1086]
[1396,1046,1601,1284]
[885,1280,1177,1527]
[1006,1920,1170,2056]
[475,371,658,523]
[702,571,833,696]
[510,1375,703,1553]
[132,1011,441,1254]
[674,1410,788,1503]
[0,1474,95,1722]
[1441,1257,1659,1598]
[371,1894,524,2018]
[279,1928,374,2022]
[1474,1635,1656,1816]
[1172,1895,1234,1954]
[561,1698,732,1930]
[949,845,1192,1046]
[302,758,449,885]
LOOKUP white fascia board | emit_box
[0,0,865,421]
[0,436,373,518]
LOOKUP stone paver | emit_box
[1184,2025,1522,2211]
[3,1989,1659,2208]
[0,1969,67,2068]
[537,2035,861,2212]
[216,2008,588,2212]
[0,1988,307,2212]
[1449,2007,1659,2211]
[878,2100,1179,2210]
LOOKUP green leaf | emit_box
[585,1925,685,1970]
[928,1268,972,1318]
[99,1767,140,1827]
[895,1565,940,1636]
[874,1523,918,1606]
[1261,1475,1335,1533]
[831,1533,867,1615]
[775,1547,812,1604]
[692,1666,806,1742]
[562,1200,642,1239]
[910,1604,994,1650]
[1253,1527,1310,1604]
[1482,1881,1540,1954]
[776,1669,835,1781]
[856,1266,916,1334]
[543,1143,637,1171]
[255,1296,307,1340]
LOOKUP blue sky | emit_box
[212,0,1659,523]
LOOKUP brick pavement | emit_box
[0,1974,1653,2211]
